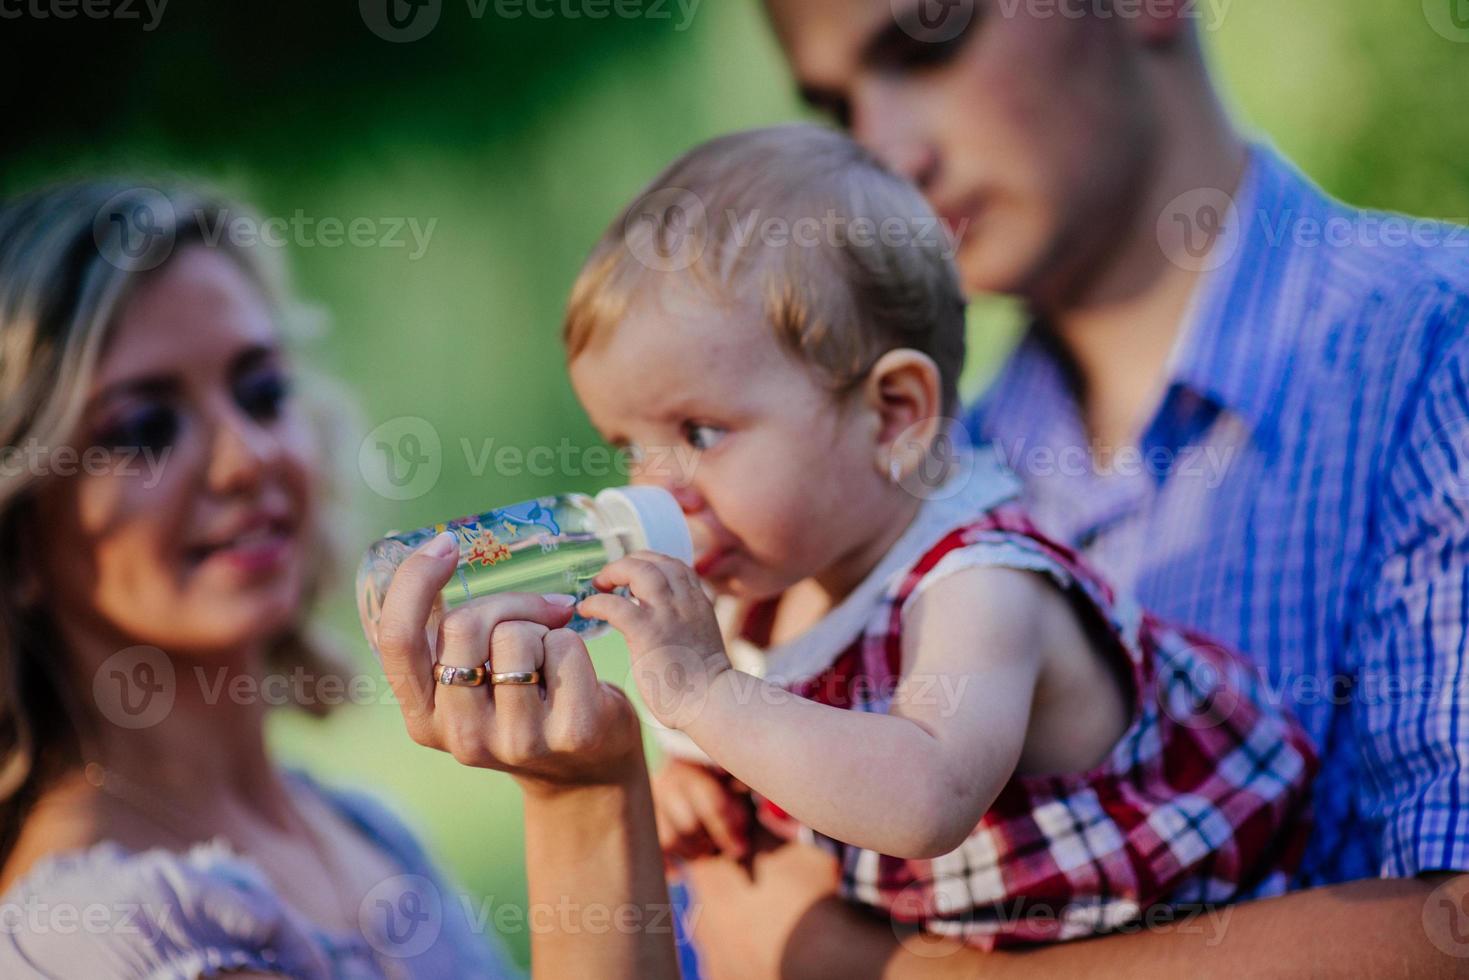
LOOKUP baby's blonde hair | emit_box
[564,124,967,419]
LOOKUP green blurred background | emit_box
[6,0,1469,967]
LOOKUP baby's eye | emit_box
[681,422,726,452]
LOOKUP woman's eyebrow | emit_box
[229,342,282,374]
[89,375,177,407]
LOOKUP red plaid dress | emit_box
[733,502,1318,949]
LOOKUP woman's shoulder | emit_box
[0,836,331,978]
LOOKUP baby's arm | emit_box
[579,552,1048,860]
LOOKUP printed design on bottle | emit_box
[433,498,566,569]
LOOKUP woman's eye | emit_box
[234,369,291,423]
[682,423,726,452]
[95,405,179,453]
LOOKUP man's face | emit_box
[764,0,1164,301]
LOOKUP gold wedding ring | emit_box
[490,670,541,686]
[433,663,488,687]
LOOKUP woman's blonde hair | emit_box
[0,179,354,857]
[563,123,968,419]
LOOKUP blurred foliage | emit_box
[5,0,1469,967]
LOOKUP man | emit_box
[681,1,1469,974]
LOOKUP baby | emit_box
[566,124,1316,947]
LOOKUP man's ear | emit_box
[861,349,943,481]
[1123,0,1194,46]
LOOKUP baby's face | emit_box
[569,282,893,601]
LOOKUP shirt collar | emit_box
[719,446,1020,685]
[1164,142,1330,446]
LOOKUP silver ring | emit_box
[490,670,541,686]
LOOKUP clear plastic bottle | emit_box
[357,486,693,647]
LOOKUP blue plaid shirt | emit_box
[965,144,1469,886]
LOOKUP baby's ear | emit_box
[861,349,943,480]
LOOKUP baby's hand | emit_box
[578,551,732,731]
[651,759,750,863]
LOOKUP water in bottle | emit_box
[357,485,693,647]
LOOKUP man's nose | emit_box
[850,87,940,191]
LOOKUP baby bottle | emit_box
[357,485,693,646]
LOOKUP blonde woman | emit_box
[0,180,675,979]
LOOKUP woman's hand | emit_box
[371,531,643,790]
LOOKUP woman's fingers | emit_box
[375,533,459,727]
[437,593,576,666]
[487,620,549,730]
[539,628,598,723]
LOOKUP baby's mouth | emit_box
[694,545,736,578]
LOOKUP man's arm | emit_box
[1352,338,1469,880]
[684,842,1469,978]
